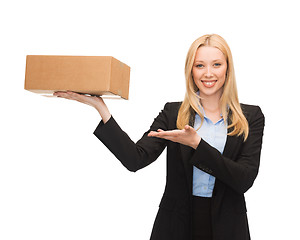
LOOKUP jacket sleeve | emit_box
[93,103,172,172]
[190,105,265,194]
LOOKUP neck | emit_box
[199,94,222,113]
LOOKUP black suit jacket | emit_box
[93,102,265,240]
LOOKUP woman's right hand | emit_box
[53,91,111,123]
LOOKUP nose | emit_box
[204,67,214,78]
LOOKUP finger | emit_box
[148,133,174,141]
[184,125,196,133]
[53,91,64,96]
[55,91,87,103]
[148,129,165,136]
[53,91,72,99]
[152,131,180,138]
[148,131,169,138]
[54,91,75,97]
[148,131,156,137]
[66,91,84,100]
[148,131,162,136]
[184,125,192,130]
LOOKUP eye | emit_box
[214,63,221,67]
[195,64,204,68]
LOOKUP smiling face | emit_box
[192,46,227,100]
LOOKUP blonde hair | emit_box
[177,34,249,141]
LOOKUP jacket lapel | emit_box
[212,110,243,208]
[222,109,235,157]
[222,109,243,159]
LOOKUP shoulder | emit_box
[162,101,182,117]
[240,103,264,115]
[157,102,182,128]
[163,101,182,111]
[240,103,265,125]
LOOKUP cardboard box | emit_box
[24,55,130,99]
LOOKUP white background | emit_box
[0,0,299,239]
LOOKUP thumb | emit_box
[184,125,192,131]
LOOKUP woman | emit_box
[54,34,265,240]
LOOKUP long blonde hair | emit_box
[177,34,249,141]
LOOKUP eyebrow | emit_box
[194,59,223,63]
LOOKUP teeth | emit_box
[203,81,215,85]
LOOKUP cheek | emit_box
[192,68,197,79]
[217,67,227,79]
[192,68,202,80]
[217,68,227,87]
[192,71,201,88]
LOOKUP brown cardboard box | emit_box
[24,55,130,99]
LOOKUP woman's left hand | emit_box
[148,125,201,149]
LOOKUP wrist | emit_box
[192,135,201,149]
[95,105,111,123]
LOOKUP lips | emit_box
[201,80,217,88]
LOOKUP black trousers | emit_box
[192,196,212,240]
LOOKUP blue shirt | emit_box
[192,107,227,197]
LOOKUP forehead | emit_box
[194,46,226,61]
